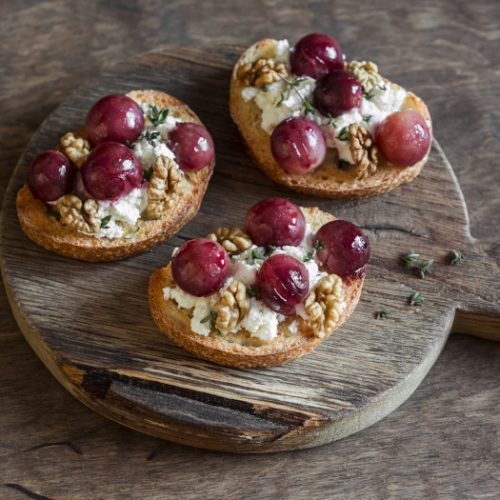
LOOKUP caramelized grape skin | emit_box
[171,238,231,297]
[315,220,370,278]
[271,117,326,174]
[245,197,306,247]
[27,150,75,202]
[168,123,215,172]
[81,142,142,200]
[290,33,344,79]
[256,254,309,316]
[375,110,431,167]
[314,71,363,117]
[85,94,144,146]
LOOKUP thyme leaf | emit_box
[418,259,433,279]
[375,309,390,319]
[402,249,420,265]
[200,311,217,324]
[100,215,112,228]
[246,285,258,298]
[337,127,350,141]
[409,291,424,306]
[147,105,169,126]
[363,114,373,122]
[449,249,464,265]
[302,99,317,115]
[246,247,266,265]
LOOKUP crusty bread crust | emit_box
[230,39,432,199]
[148,207,365,368]
[16,90,214,261]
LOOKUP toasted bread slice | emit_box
[230,39,432,199]
[149,207,364,368]
[17,90,214,261]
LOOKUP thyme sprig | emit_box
[246,247,266,265]
[200,311,217,324]
[402,250,433,279]
[418,259,433,279]
[375,309,390,319]
[147,105,169,126]
[303,240,324,262]
[402,249,420,265]
[100,215,112,229]
[449,249,464,265]
[337,127,350,141]
[409,291,424,306]
[276,76,309,107]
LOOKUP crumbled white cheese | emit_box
[275,39,290,62]
[240,298,281,341]
[232,259,259,286]
[164,287,215,336]
[97,186,148,239]
[133,138,176,170]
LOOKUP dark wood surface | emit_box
[1,0,499,497]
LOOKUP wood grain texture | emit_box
[1,0,499,497]
[1,47,498,455]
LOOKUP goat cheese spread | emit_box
[163,222,341,342]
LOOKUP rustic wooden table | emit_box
[1,1,499,498]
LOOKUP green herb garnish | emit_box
[327,114,336,127]
[409,291,424,306]
[402,249,420,265]
[147,105,169,126]
[246,285,258,298]
[246,247,266,265]
[363,114,373,122]
[449,249,464,265]
[375,310,390,319]
[141,130,161,141]
[143,166,154,181]
[100,215,112,229]
[266,245,277,256]
[337,127,350,141]
[302,99,317,115]
[304,240,324,262]
[200,311,217,324]
[418,259,433,279]
[276,76,308,107]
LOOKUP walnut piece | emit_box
[348,123,379,179]
[207,227,252,254]
[304,274,344,339]
[60,132,90,168]
[55,194,99,233]
[146,155,182,219]
[214,280,249,334]
[238,58,288,88]
[346,60,381,93]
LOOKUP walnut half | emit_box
[55,194,100,233]
[304,274,344,339]
[348,123,379,180]
[207,227,252,254]
[238,58,288,88]
[345,60,381,93]
[146,155,183,219]
[59,132,90,168]
[214,280,249,334]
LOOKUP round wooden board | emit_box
[1,48,499,453]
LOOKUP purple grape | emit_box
[290,33,344,79]
[85,94,144,145]
[271,117,326,174]
[168,123,215,172]
[27,150,75,202]
[314,71,363,117]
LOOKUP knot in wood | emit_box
[214,280,249,334]
[238,58,288,88]
[348,123,379,180]
[207,227,252,254]
[59,131,90,168]
[146,155,182,219]
[304,274,344,338]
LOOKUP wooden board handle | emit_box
[451,242,500,341]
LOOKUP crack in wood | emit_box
[3,484,50,500]
[24,440,82,455]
